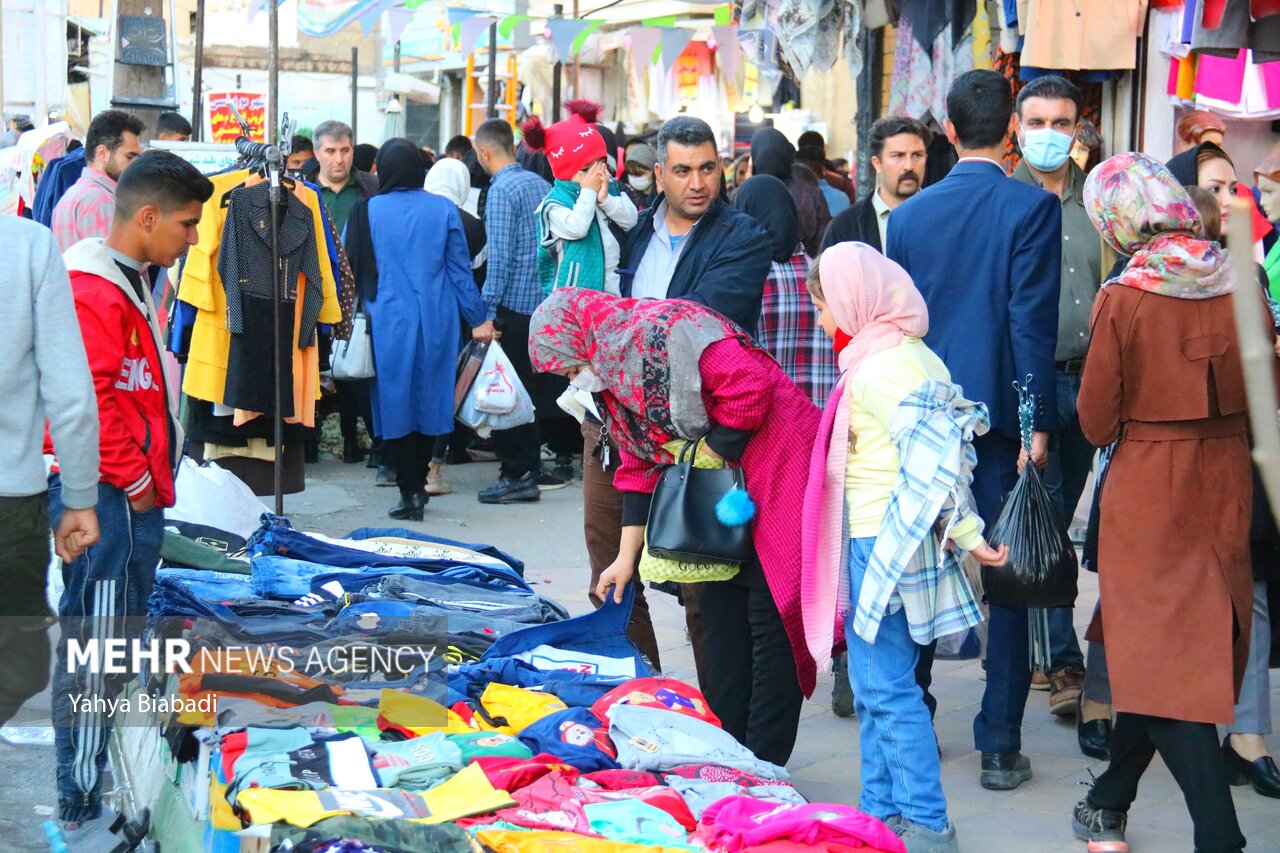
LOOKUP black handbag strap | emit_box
[675,436,747,489]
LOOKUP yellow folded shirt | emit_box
[475,830,692,852]
[378,688,473,737]
[476,683,568,735]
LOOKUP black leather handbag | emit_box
[645,438,755,565]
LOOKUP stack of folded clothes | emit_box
[139,515,904,853]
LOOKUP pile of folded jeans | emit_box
[143,516,905,853]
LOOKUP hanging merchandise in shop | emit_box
[736,0,864,81]
[1164,1,1280,121]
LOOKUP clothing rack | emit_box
[227,109,295,514]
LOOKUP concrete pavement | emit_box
[3,454,1277,851]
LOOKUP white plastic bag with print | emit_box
[473,344,522,414]
[457,344,537,437]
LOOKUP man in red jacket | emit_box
[46,150,212,852]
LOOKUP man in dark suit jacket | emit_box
[619,116,771,335]
[821,116,931,253]
[887,69,1061,792]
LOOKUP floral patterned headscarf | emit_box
[1084,151,1231,299]
[529,289,747,460]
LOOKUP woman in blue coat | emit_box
[345,138,488,520]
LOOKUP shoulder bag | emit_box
[331,299,375,380]
[646,437,755,565]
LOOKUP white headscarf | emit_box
[425,158,470,208]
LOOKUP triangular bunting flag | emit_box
[628,27,662,77]
[446,7,479,27]
[712,25,740,81]
[714,4,733,25]
[659,27,694,70]
[571,19,604,55]
[387,6,413,44]
[547,18,592,64]
[458,15,496,56]
[499,14,530,39]
[358,0,395,36]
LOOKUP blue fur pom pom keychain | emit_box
[716,485,756,527]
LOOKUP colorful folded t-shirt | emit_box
[517,707,618,772]
[591,677,720,728]
[584,799,702,851]
[368,732,464,790]
[445,731,533,764]
[607,706,787,779]
[236,763,514,827]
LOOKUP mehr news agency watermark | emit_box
[64,638,442,717]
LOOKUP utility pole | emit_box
[351,47,359,140]
[486,20,497,118]
[191,0,205,140]
[571,0,579,97]
[111,0,171,135]
[551,3,562,120]
[268,0,279,143]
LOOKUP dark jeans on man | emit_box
[1088,713,1244,853]
[49,476,165,822]
[968,433,1035,754]
[0,493,53,728]
[490,307,541,480]
[699,558,804,767]
[1042,369,1090,675]
[581,420,662,670]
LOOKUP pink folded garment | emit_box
[696,796,906,853]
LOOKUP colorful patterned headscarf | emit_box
[529,289,747,460]
[1084,151,1231,299]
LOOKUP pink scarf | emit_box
[800,243,930,672]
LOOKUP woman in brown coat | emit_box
[1072,152,1252,853]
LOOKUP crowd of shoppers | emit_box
[2,69,1280,853]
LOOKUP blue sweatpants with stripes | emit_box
[48,475,164,822]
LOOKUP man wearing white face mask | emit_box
[1011,74,1109,743]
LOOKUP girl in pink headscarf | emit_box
[801,242,1006,852]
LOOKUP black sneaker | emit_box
[1071,798,1128,852]
[979,751,1032,790]
[478,472,541,504]
[553,454,575,482]
[537,469,568,491]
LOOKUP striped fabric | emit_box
[850,379,988,646]
[755,252,838,407]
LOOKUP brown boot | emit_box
[426,462,452,496]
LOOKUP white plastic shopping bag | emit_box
[457,345,537,437]
[474,344,520,414]
[166,458,271,541]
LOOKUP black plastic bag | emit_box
[983,459,1078,608]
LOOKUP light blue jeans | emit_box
[845,537,950,833]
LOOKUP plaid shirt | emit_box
[851,380,987,645]
[50,168,116,252]
[756,252,838,407]
[481,163,549,320]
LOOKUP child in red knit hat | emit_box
[533,102,637,296]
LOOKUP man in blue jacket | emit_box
[888,69,1061,793]
[619,115,771,335]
